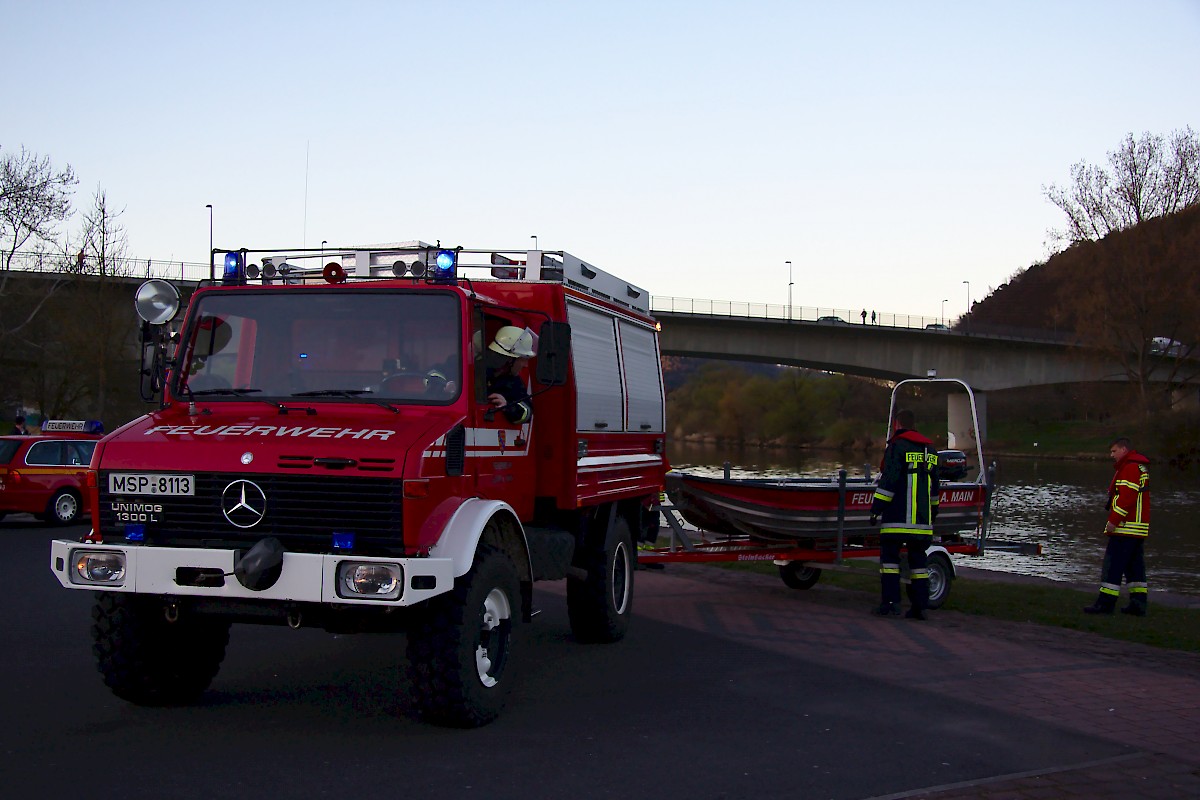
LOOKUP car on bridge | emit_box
[925,323,951,332]
[816,315,846,324]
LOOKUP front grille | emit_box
[99,471,404,555]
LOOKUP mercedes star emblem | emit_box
[221,479,267,529]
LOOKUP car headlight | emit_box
[71,550,127,585]
[336,562,402,600]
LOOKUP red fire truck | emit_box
[50,242,667,726]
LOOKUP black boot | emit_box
[904,607,927,620]
[873,602,900,617]
[1120,595,1148,616]
[1083,594,1116,615]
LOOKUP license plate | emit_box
[108,473,195,496]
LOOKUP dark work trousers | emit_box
[1100,535,1147,606]
[880,532,930,609]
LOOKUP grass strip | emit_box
[711,560,1200,653]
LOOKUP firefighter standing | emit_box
[485,326,536,424]
[870,409,940,619]
[1083,437,1151,616]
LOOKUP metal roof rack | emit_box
[208,243,650,314]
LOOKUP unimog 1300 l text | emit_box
[50,242,667,726]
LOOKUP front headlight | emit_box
[337,562,402,600]
[71,551,127,585]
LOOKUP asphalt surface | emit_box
[4,516,1198,799]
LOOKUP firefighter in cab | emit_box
[870,408,940,620]
[485,326,536,423]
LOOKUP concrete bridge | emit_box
[650,302,1190,457]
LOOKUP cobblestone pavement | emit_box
[608,564,1200,799]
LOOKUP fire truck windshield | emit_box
[175,290,463,403]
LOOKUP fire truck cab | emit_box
[50,242,666,726]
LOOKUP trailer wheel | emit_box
[47,489,82,525]
[92,593,230,705]
[568,514,634,643]
[406,543,521,728]
[778,562,822,590]
[926,552,953,609]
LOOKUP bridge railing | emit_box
[650,296,947,330]
[4,250,210,282]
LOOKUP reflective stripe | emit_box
[880,524,933,535]
[1099,584,1120,596]
[910,569,928,579]
[880,567,901,575]
[1115,479,1141,491]
[1128,582,1148,590]
[874,488,894,501]
[1129,586,1148,594]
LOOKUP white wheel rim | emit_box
[610,541,631,615]
[55,494,77,521]
[928,564,946,602]
[475,587,512,688]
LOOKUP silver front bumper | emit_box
[50,539,454,606]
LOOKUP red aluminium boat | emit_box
[641,379,1025,609]
[664,470,988,546]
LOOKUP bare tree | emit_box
[1044,127,1200,246]
[0,146,79,360]
[26,187,139,422]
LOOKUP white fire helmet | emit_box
[489,325,537,358]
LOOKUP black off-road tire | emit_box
[567,513,634,643]
[47,489,82,525]
[406,544,522,728]
[778,561,822,590]
[926,552,953,609]
[91,593,230,705]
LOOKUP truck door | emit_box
[471,311,536,520]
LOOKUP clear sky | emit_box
[5,1,1198,320]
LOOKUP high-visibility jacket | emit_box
[1107,450,1150,537]
[871,429,940,535]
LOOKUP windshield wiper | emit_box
[291,389,373,397]
[190,388,264,396]
[291,389,398,413]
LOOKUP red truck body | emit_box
[52,243,666,726]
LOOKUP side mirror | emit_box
[536,321,571,386]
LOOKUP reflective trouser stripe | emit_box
[1129,585,1148,595]
[880,563,901,575]
[910,569,928,580]
[1099,584,1120,597]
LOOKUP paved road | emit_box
[4,517,1198,799]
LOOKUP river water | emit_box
[668,442,1200,597]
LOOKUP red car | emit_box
[0,430,101,524]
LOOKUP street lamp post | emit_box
[321,240,328,265]
[941,298,948,327]
[531,234,538,250]
[786,261,793,320]
[205,204,213,279]
[962,280,971,335]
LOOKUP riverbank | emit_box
[691,558,1200,653]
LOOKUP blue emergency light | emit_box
[124,525,146,543]
[432,249,458,284]
[222,251,245,285]
[332,532,356,551]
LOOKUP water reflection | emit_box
[668,442,1200,596]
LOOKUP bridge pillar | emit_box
[947,392,987,461]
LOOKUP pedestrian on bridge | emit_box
[861,309,867,324]
[1084,437,1151,616]
[870,409,939,620]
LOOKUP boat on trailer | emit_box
[643,378,1039,608]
